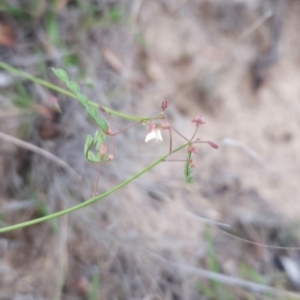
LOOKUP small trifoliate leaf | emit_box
[87,151,101,162]
[95,130,106,149]
[87,151,96,162]
[84,134,94,158]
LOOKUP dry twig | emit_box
[0,131,79,180]
[148,251,300,298]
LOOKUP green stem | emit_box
[0,143,188,233]
[0,61,150,121]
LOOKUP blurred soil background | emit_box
[1,0,300,299]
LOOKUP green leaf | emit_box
[52,69,108,132]
[87,271,100,300]
[47,12,60,46]
[87,151,96,162]
[85,132,105,162]
[95,153,101,162]
[67,81,80,95]
[86,105,98,120]
[87,151,101,162]
[184,152,194,184]
[95,118,108,132]
[84,135,94,158]
[52,68,69,84]
[78,93,89,106]
[94,130,106,149]
[109,6,123,23]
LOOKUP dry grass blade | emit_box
[220,138,267,169]
[102,47,124,74]
[54,215,69,300]
[0,131,80,180]
[148,252,300,298]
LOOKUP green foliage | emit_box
[64,54,81,68]
[37,51,50,80]
[240,263,267,285]
[67,81,80,94]
[1,1,30,18]
[32,193,59,233]
[52,68,109,163]
[52,68,68,83]
[46,12,60,45]
[78,93,89,106]
[84,130,107,163]
[197,227,235,299]
[199,229,281,300]
[184,151,194,184]
[197,283,235,300]
[52,68,108,131]
[13,82,32,108]
[135,31,147,48]
[108,6,123,23]
[205,226,220,292]
[205,227,219,273]
[87,270,100,300]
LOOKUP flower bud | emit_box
[188,145,197,154]
[50,95,61,113]
[106,127,114,136]
[148,121,155,132]
[192,115,205,127]
[189,159,198,168]
[161,100,169,112]
[161,119,170,130]
[100,144,107,155]
[208,141,219,149]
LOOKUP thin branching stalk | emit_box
[0,143,188,233]
[0,61,151,121]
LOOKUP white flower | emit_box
[145,128,163,143]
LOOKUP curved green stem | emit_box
[0,143,188,233]
[0,61,150,121]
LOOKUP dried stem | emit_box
[168,127,172,154]
[171,126,189,142]
[93,160,103,196]
[0,131,79,180]
[110,121,141,136]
